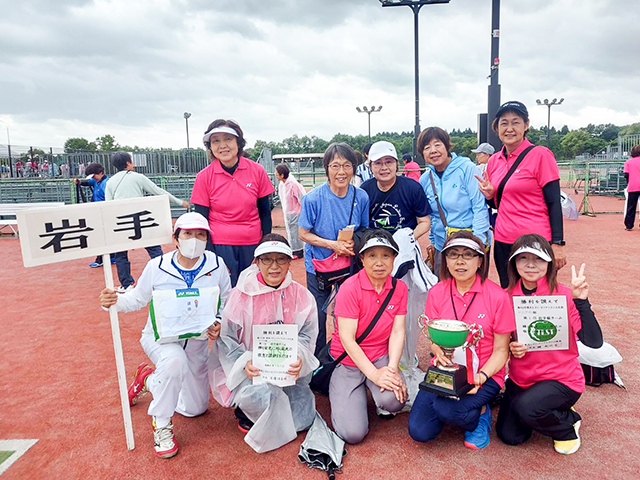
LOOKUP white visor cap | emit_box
[509,244,552,263]
[203,126,239,145]
[254,240,293,259]
[442,238,485,256]
[359,236,399,255]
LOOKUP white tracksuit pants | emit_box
[140,334,210,424]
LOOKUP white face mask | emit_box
[178,237,206,259]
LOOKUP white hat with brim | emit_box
[254,241,293,259]
[203,126,239,145]
[368,141,398,163]
[359,236,399,255]
[471,143,495,155]
[442,238,486,256]
[173,212,212,234]
[509,244,552,263]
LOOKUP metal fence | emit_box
[558,160,627,196]
[0,146,210,179]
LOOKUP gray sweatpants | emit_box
[329,355,405,444]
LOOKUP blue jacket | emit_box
[419,153,490,251]
[88,175,109,202]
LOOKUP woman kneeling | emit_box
[329,229,408,445]
[213,234,319,453]
[408,231,514,449]
[496,234,603,455]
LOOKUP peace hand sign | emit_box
[474,169,495,200]
[571,263,588,299]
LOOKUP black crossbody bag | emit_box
[310,278,397,395]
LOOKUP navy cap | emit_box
[495,101,528,120]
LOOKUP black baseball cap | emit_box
[495,101,528,120]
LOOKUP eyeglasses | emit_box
[370,159,396,169]
[445,251,481,260]
[328,163,353,172]
[258,256,290,266]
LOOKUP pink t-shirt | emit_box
[487,139,560,244]
[424,276,515,388]
[624,156,640,192]
[508,279,584,393]
[331,270,408,368]
[191,156,275,245]
[403,161,422,182]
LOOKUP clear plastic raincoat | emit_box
[211,265,319,453]
[278,174,306,253]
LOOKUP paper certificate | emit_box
[252,324,298,387]
[150,286,220,343]
[513,295,569,351]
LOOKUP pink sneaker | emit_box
[128,363,154,406]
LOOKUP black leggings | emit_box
[496,379,582,444]
[625,191,640,230]
[493,240,513,288]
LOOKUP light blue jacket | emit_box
[419,153,490,251]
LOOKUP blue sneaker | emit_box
[89,262,103,268]
[464,405,491,449]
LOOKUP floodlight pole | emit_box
[536,98,564,148]
[487,0,501,150]
[380,0,450,161]
[356,106,383,141]
[184,112,192,150]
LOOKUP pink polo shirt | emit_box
[191,156,275,246]
[424,276,515,388]
[624,156,640,192]
[487,139,560,244]
[331,270,408,368]
[508,279,585,393]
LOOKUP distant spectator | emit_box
[623,144,640,230]
[275,163,306,258]
[354,142,373,186]
[471,143,495,175]
[105,151,190,292]
[75,162,113,268]
[401,153,422,182]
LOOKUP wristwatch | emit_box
[552,240,566,246]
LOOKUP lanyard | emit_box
[450,281,477,322]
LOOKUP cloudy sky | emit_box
[0,0,638,151]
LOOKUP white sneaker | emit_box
[376,406,396,419]
[153,421,179,459]
[116,285,134,294]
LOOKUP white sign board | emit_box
[17,196,173,268]
[513,295,569,351]
[252,324,298,387]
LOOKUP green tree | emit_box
[64,137,97,152]
[620,123,640,136]
[95,134,120,151]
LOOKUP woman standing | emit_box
[275,163,306,258]
[191,119,274,287]
[418,127,491,277]
[623,144,640,230]
[496,234,603,454]
[213,234,318,453]
[329,230,407,444]
[408,231,514,450]
[299,143,369,354]
[476,101,566,287]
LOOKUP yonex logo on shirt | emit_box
[387,305,395,310]
[478,313,486,319]
[246,183,252,187]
